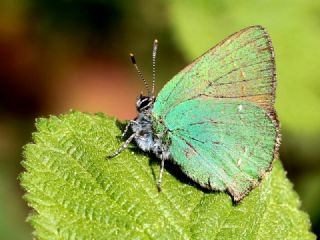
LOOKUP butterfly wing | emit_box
[154,25,276,116]
[152,26,280,201]
[162,98,278,201]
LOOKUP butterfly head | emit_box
[136,94,155,112]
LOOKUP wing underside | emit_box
[152,26,280,201]
[154,25,276,116]
[165,98,278,201]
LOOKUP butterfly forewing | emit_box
[152,26,279,201]
[153,25,276,116]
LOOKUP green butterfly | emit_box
[109,25,281,202]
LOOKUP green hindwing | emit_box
[166,99,276,201]
[152,26,280,201]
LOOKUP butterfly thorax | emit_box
[131,95,171,160]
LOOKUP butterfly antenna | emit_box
[151,39,158,95]
[130,53,151,96]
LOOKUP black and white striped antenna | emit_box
[151,39,158,95]
[130,53,151,96]
[130,39,158,96]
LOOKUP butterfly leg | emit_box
[121,120,137,138]
[157,156,165,192]
[107,133,136,158]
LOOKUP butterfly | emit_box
[109,25,281,202]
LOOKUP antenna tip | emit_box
[129,53,136,64]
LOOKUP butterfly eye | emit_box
[136,96,152,111]
[140,100,149,108]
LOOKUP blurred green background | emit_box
[0,0,319,238]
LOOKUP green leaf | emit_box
[20,111,315,239]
